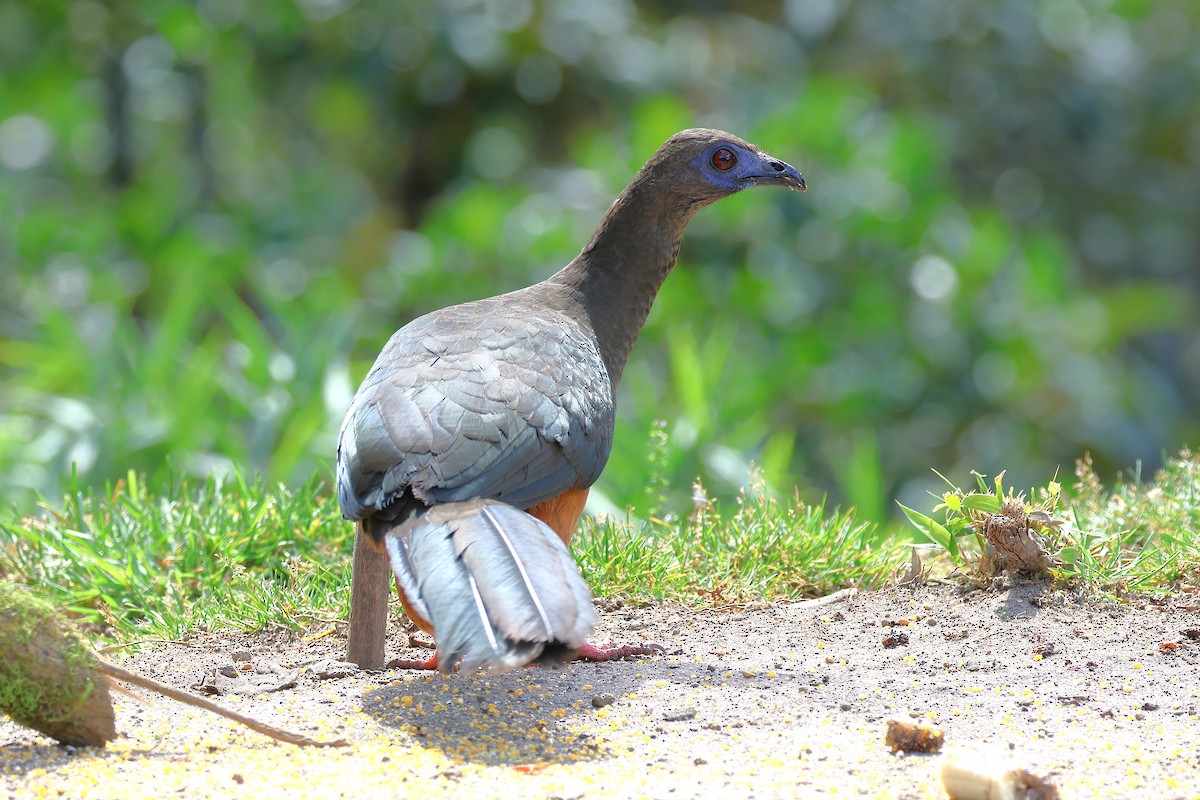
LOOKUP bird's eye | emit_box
[711,147,736,171]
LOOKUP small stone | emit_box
[663,708,696,722]
[742,669,758,678]
[230,649,253,663]
[885,719,944,753]
[310,659,359,680]
[591,693,616,708]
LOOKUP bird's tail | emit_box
[375,498,598,674]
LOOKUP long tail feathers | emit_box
[382,499,598,674]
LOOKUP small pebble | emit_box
[885,719,944,753]
[591,693,616,708]
[310,660,359,680]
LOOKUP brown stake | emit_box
[345,522,391,669]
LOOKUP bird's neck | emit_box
[547,177,704,387]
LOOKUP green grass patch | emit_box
[0,471,354,643]
[2,451,1195,648]
[900,449,1200,595]
[0,470,898,645]
[575,477,900,604]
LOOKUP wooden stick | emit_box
[96,660,347,748]
[345,523,391,670]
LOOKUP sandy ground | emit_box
[3,582,1199,799]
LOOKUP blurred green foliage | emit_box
[1,0,1197,517]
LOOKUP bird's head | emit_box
[650,128,806,204]
[574,127,807,272]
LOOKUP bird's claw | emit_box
[386,652,440,671]
[574,641,666,663]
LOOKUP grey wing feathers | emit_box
[455,502,596,647]
[336,297,614,522]
[384,499,598,674]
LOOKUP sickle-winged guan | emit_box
[338,128,806,672]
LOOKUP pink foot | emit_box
[386,652,440,670]
[574,641,665,663]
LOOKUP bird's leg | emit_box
[387,644,664,671]
[385,575,441,670]
[386,652,441,671]
[574,641,666,662]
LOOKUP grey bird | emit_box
[337,128,806,672]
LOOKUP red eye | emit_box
[711,147,736,171]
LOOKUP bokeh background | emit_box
[2,0,1198,519]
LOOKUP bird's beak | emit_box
[746,153,807,192]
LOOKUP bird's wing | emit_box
[336,295,614,521]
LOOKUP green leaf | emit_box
[961,494,1002,514]
[897,502,958,559]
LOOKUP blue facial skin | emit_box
[692,143,807,193]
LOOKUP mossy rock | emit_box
[0,582,116,746]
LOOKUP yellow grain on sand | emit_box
[5,590,1200,799]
